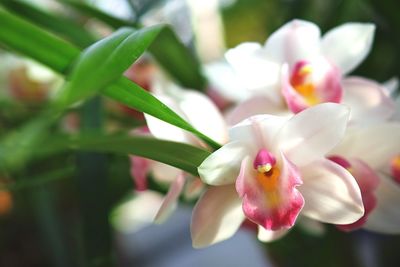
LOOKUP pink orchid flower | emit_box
[205,20,395,125]
[329,123,400,233]
[130,79,228,223]
[192,103,364,248]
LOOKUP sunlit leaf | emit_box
[0,9,220,171]
[56,26,162,107]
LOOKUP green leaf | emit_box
[0,0,96,47]
[148,27,207,90]
[57,0,206,90]
[0,109,62,172]
[0,9,220,161]
[56,26,162,107]
[103,78,220,149]
[0,7,80,74]
[44,134,211,176]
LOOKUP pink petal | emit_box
[333,158,380,231]
[281,63,310,113]
[154,173,186,224]
[236,155,304,231]
[183,177,204,200]
[191,185,245,248]
[129,155,150,191]
[321,23,375,75]
[281,60,342,113]
[299,158,364,224]
[206,87,231,110]
[264,19,321,65]
[314,61,342,103]
[364,174,400,234]
[342,77,395,125]
[276,103,350,167]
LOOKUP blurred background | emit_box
[0,0,400,266]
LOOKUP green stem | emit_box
[76,97,114,267]
[31,186,71,267]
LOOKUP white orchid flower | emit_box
[329,123,400,233]
[130,76,228,223]
[192,103,364,248]
[205,19,395,125]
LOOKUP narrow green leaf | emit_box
[45,134,211,176]
[0,9,220,159]
[56,26,162,107]
[0,0,96,47]
[0,7,79,74]
[104,78,220,149]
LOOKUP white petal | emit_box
[203,61,251,102]
[257,226,289,242]
[191,185,245,248]
[229,114,288,152]
[383,77,399,96]
[152,162,182,184]
[144,94,193,143]
[332,123,400,170]
[111,191,164,233]
[225,42,281,92]
[364,174,400,234]
[322,23,375,74]
[264,19,321,65]
[198,141,249,185]
[342,77,395,125]
[225,96,289,126]
[299,158,364,224]
[178,90,228,144]
[276,103,350,166]
[154,174,186,224]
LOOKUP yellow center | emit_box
[256,165,281,208]
[291,65,320,105]
[392,156,400,169]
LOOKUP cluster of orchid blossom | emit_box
[128,19,400,248]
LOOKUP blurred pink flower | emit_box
[206,20,395,126]
[330,123,400,233]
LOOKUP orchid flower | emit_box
[192,103,364,248]
[130,76,228,223]
[329,123,400,233]
[206,19,395,125]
